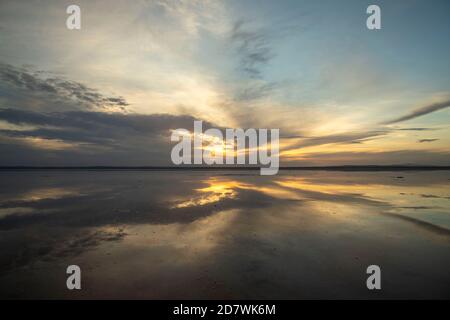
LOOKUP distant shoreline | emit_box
[1,165,450,171]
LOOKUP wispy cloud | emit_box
[418,138,439,143]
[287,130,388,149]
[286,150,450,166]
[233,81,278,102]
[230,20,275,78]
[396,127,437,131]
[383,99,450,124]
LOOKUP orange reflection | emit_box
[174,178,305,208]
[173,179,245,208]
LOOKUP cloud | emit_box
[418,139,439,143]
[396,127,437,131]
[288,130,388,149]
[383,99,450,124]
[0,84,219,163]
[0,106,224,166]
[230,20,275,78]
[0,64,129,112]
[286,150,450,166]
[0,108,211,136]
[0,108,217,147]
[233,81,278,102]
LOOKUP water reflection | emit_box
[173,179,242,208]
[0,170,449,299]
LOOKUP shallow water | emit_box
[0,170,449,299]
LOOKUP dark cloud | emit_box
[420,194,450,200]
[0,64,129,112]
[383,99,450,124]
[0,108,212,138]
[0,107,219,165]
[418,139,439,143]
[396,128,436,131]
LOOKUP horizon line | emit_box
[1,165,450,171]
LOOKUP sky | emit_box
[0,0,449,166]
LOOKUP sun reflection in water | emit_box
[173,179,245,208]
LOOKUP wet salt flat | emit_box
[0,170,449,299]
